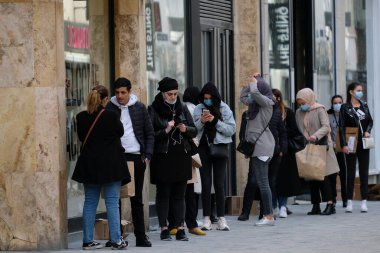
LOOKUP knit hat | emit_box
[157,77,179,92]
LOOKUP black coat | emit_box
[276,107,303,197]
[106,100,155,160]
[269,107,288,155]
[148,102,197,184]
[72,108,131,185]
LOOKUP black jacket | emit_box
[339,101,373,147]
[269,107,288,155]
[72,108,131,184]
[148,103,197,154]
[106,100,155,160]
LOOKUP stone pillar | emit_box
[233,0,262,195]
[0,1,67,251]
[114,0,149,230]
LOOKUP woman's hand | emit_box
[165,120,175,133]
[342,146,350,154]
[177,123,187,133]
[364,132,371,138]
[309,135,317,142]
[201,113,214,123]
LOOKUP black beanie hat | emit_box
[157,77,179,92]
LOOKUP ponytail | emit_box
[86,85,108,114]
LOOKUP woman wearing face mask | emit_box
[295,88,338,216]
[339,82,373,213]
[193,82,236,231]
[148,77,197,241]
[327,95,348,208]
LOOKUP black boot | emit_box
[238,211,249,221]
[307,204,321,215]
[321,204,335,215]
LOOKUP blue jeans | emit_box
[83,181,121,243]
[278,196,288,208]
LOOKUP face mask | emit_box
[300,104,310,112]
[333,104,341,112]
[165,99,176,105]
[204,99,213,107]
[354,91,363,100]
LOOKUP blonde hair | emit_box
[86,85,108,114]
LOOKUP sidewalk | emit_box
[44,201,380,252]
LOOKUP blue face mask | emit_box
[333,103,341,112]
[204,99,213,107]
[165,99,176,105]
[354,91,363,100]
[300,104,310,112]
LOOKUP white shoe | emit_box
[201,216,212,230]
[346,200,353,213]
[216,217,230,231]
[361,200,368,213]
[279,206,287,218]
[254,217,275,226]
[273,208,279,218]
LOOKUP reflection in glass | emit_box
[314,0,335,107]
[268,0,291,105]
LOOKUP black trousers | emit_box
[156,181,187,228]
[124,153,147,238]
[345,144,370,200]
[309,176,333,204]
[336,152,348,203]
[199,145,227,217]
[168,183,198,229]
[327,173,338,203]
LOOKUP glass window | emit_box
[65,0,110,218]
[345,0,366,96]
[268,0,291,105]
[145,0,186,203]
[314,0,335,106]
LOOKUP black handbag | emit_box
[236,140,255,157]
[288,134,307,152]
[209,143,229,158]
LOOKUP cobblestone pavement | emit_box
[16,200,380,253]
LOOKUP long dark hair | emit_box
[272,88,286,120]
[331,94,343,106]
[346,82,362,103]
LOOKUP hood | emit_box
[256,76,275,101]
[199,82,222,104]
[110,94,138,108]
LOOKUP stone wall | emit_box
[233,0,262,195]
[0,1,66,250]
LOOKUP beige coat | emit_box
[295,88,339,176]
[295,107,339,176]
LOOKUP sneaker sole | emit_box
[216,228,230,231]
[83,245,103,250]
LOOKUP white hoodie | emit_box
[111,95,140,154]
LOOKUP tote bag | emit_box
[295,143,327,181]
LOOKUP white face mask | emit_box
[333,103,341,112]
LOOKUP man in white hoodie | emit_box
[106,77,154,247]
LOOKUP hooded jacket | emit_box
[106,95,154,160]
[193,83,236,144]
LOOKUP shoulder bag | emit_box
[81,109,105,150]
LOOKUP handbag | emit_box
[190,138,202,167]
[209,143,229,158]
[288,133,307,152]
[335,127,359,153]
[357,118,375,149]
[295,143,326,181]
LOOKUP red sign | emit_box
[66,24,90,50]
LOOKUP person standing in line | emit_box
[295,88,337,216]
[148,77,197,241]
[105,77,154,247]
[239,74,276,226]
[327,95,347,208]
[339,82,373,213]
[72,85,130,250]
[272,88,303,218]
[193,82,236,231]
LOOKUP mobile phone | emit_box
[202,109,210,115]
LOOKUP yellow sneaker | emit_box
[169,228,177,235]
[189,227,206,236]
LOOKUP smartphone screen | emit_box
[203,109,210,115]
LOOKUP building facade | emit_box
[0,0,378,250]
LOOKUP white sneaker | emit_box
[201,216,212,231]
[361,200,368,213]
[346,200,353,213]
[216,217,230,231]
[273,207,279,218]
[279,206,287,218]
[254,217,275,226]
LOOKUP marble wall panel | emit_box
[118,0,139,15]
[0,3,34,87]
[234,0,260,35]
